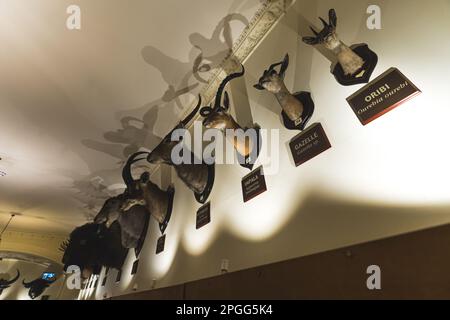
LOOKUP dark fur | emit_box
[62,222,128,276]
[22,278,56,300]
[0,270,20,296]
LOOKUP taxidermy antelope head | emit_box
[93,151,150,229]
[147,95,214,204]
[0,270,20,296]
[96,150,174,238]
[62,151,175,277]
[201,65,258,164]
[254,54,314,130]
[119,153,175,234]
[22,276,57,300]
[303,9,364,76]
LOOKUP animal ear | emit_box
[302,36,319,45]
[253,84,265,91]
[223,92,230,110]
[329,9,337,28]
[279,54,290,79]
[200,106,212,117]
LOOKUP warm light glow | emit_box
[151,231,179,278]
[317,90,450,206]
[2,0,450,301]
[117,251,134,291]
[182,207,223,256]
[225,176,306,241]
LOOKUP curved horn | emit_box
[279,54,290,78]
[329,9,337,28]
[22,279,32,288]
[309,26,319,36]
[213,65,245,111]
[267,61,283,72]
[4,270,20,286]
[122,151,150,190]
[180,95,202,128]
[302,36,319,45]
[319,17,329,29]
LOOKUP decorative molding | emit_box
[145,0,295,179]
[0,230,67,241]
[185,0,296,123]
[0,251,61,267]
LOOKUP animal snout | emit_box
[202,118,212,128]
[147,152,157,163]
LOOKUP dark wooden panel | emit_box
[112,284,184,300]
[116,224,450,300]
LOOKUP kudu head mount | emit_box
[200,65,262,171]
[200,66,245,129]
[147,96,202,165]
[147,95,215,204]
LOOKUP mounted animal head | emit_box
[22,277,56,300]
[120,171,151,212]
[0,269,20,296]
[254,54,289,94]
[94,195,124,228]
[302,9,338,48]
[200,65,245,130]
[61,222,128,279]
[116,204,150,250]
[94,151,149,228]
[120,170,174,232]
[147,96,202,165]
[118,152,170,221]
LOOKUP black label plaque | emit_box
[196,202,211,230]
[347,68,421,125]
[115,269,122,283]
[156,234,166,255]
[241,166,267,203]
[101,267,109,286]
[131,260,139,275]
[289,123,331,167]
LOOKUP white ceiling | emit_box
[0,0,263,235]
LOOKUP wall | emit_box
[83,0,450,299]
